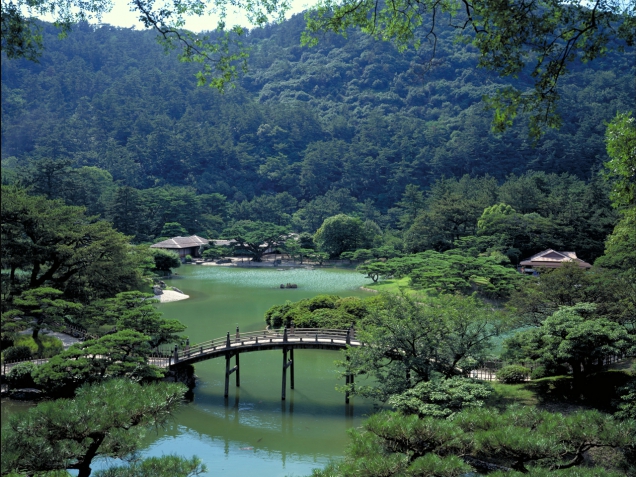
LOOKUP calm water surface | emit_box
[1,266,377,476]
[132,266,376,476]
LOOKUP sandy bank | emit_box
[359,287,379,293]
[155,290,190,303]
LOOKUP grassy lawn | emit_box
[364,277,423,296]
[485,358,634,413]
[487,382,539,408]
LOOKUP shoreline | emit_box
[155,289,190,303]
[359,286,379,293]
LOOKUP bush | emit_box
[530,363,571,379]
[335,297,368,320]
[531,365,547,380]
[497,365,530,384]
[6,361,37,389]
[306,295,339,312]
[202,247,227,260]
[3,345,32,362]
[151,249,181,273]
[185,255,192,263]
[265,303,293,328]
[13,334,65,358]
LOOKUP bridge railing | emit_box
[172,328,357,361]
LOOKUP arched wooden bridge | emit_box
[152,327,361,402]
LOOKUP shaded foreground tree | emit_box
[94,455,206,477]
[1,186,143,303]
[387,376,493,419]
[0,379,193,477]
[9,286,81,339]
[503,303,634,382]
[32,330,165,396]
[596,112,636,280]
[311,407,634,476]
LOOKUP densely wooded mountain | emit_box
[1,14,633,262]
[2,15,634,202]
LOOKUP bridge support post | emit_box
[282,347,287,400]
[290,348,294,390]
[345,355,351,404]
[235,352,240,387]
[225,353,231,398]
[174,345,179,364]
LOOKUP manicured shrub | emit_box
[3,345,32,362]
[496,365,530,384]
[6,361,37,389]
[184,255,193,263]
[531,365,547,380]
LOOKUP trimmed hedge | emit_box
[497,365,530,384]
[3,345,32,362]
[6,361,37,389]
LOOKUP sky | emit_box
[53,0,316,32]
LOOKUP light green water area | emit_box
[0,266,379,476]
[142,266,376,476]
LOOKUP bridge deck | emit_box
[154,329,360,368]
[2,329,361,402]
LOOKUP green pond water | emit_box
[0,266,377,476]
[140,266,377,476]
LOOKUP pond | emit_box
[132,265,377,476]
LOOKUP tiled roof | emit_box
[150,235,209,249]
[520,249,592,268]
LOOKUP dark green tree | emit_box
[33,329,165,396]
[94,455,206,477]
[358,261,390,283]
[503,304,634,382]
[314,214,367,258]
[1,186,143,302]
[11,287,82,340]
[311,407,634,476]
[223,220,288,261]
[151,249,182,274]
[387,377,493,419]
[160,222,189,238]
[342,293,507,401]
[1,379,190,477]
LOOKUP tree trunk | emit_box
[570,360,583,382]
[75,434,105,477]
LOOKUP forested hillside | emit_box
[1,15,634,252]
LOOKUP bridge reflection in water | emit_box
[152,327,360,403]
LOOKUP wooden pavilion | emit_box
[519,249,592,273]
[150,235,209,260]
